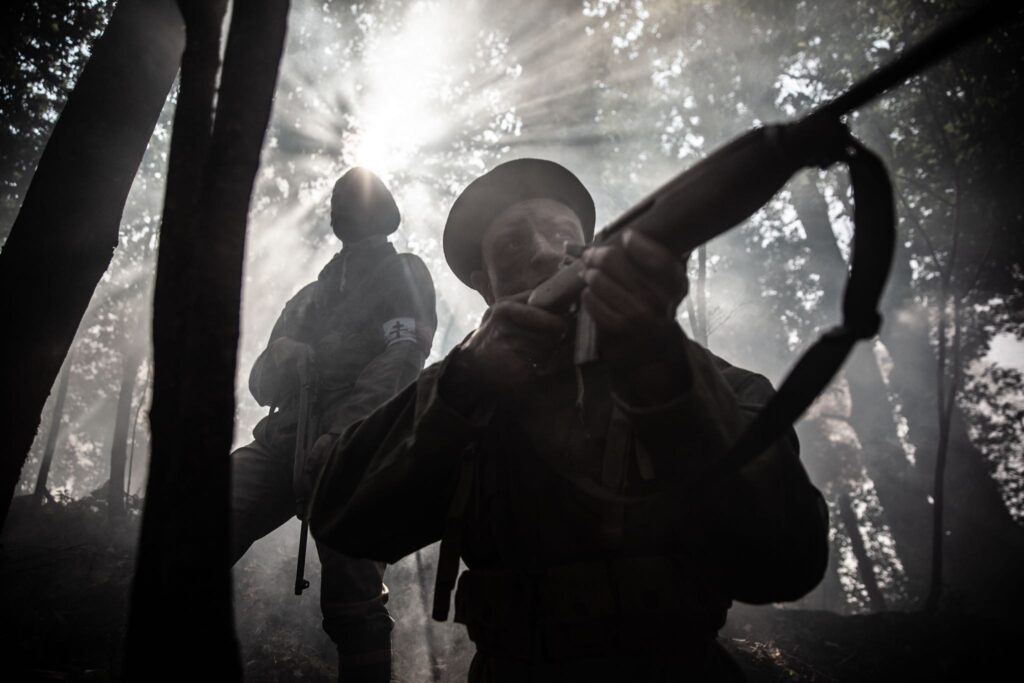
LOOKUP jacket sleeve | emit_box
[248,282,318,407]
[618,333,829,604]
[309,354,488,563]
[321,253,438,436]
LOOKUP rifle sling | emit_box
[432,443,478,621]
[711,136,894,481]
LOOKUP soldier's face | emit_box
[473,198,585,303]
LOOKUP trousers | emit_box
[230,440,393,677]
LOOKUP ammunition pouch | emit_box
[454,556,729,661]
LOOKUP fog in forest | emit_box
[2,0,1022,680]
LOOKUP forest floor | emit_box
[1,497,1016,682]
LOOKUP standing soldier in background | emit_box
[230,167,437,682]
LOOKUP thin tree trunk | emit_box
[837,489,887,611]
[881,204,1024,614]
[695,244,709,346]
[127,360,152,501]
[125,0,290,679]
[795,413,871,614]
[125,0,227,676]
[0,0,184,533]
[108,344,142,518]
[414,548,443,682]
[926,293,964,612]
[685,297,700,340]
[880,301,1024,609]
[33,353,73,504]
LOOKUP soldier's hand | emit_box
[268,337,314,379]
[454,291,567,392]
[581,229,693,403]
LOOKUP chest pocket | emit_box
[311,264,388,394]
[314,327,381,393]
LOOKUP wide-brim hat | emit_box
[443,158,596,286]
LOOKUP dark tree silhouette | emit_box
[124,0,290,678]
[32,352,72,504]
[108,343,143,518]
[0,0,184,532]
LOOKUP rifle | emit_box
[293,353,318,595]
[527,0,1014,477]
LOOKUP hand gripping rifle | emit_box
[528,1,1012,480]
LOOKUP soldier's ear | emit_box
[469,270,495,305]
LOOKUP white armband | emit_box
[382,317,418,347]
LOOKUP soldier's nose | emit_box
[531,233,564,261]
[529,243,563,273]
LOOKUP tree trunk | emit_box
[790,173,927,603]
[108,344,143,519]
[33,353,72,504]
[694,245,709,346]
[795,411,874,614]
[837,489,888,611]
[843,343,930,601]
[881,237,1024,613]
[414,548,443,682]
[127,360,152,500]
[0,0,184,533]
[124,0,290,679]
[815,522,849,613]
[858,105,1024,612]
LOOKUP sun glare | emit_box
[345,2,460,177]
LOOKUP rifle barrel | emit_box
[814,1,1014,121]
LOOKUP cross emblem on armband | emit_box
[382,317,417,346]
[388,320,407,340]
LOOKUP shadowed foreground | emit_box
[1,500,1015,682]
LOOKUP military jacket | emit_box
[310,329,829,669]
[250,238,437,456]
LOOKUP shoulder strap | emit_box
[432,442,478,621]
